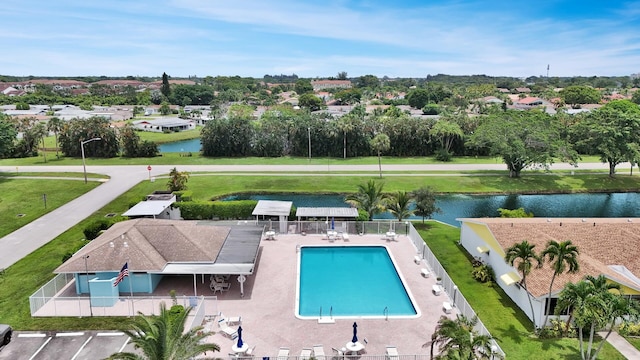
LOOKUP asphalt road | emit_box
[0,161,616,270]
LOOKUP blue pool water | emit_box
[297,246,418,318]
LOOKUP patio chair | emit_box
[331,347,344,360]
[313,344,326,360]
[300,348,312,360]
[217,318,238,339]
[277,347,290,360]
[385,346,399,360]
[243,345,256,358]
[219,312,242,325]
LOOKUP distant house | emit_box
[133,117,195,132]
[515,97,543,108]
[458,217,640,328]
[515,87,531,93]
[311,80,352,91]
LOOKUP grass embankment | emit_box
[625,337,640,351]
[0,178,99,239]
[415,222,624,360]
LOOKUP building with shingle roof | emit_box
[458,217,640,328]
[54,219,261,306]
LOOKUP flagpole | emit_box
[128,257,133,297]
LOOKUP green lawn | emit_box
[624,336,640,351]
[137,127,202,144]
[0,178,100,238]
[415,222,625,360]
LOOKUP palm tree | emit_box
[370,133,390,178]
[540,240,580,327]
[47,116,63,158]
[108,303,219,360]
[591,295,639,360]
[425,315,496,360]
[345,180,387,221]
[386,191,415,221]
[504,241,543,327]
[555,280,592,337]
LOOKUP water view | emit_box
[158,138,201,153]
[223,192,640,226]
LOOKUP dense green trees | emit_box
[120,124,159,158]
[0,114,17,158]
[560,86,602,106]
[58,117,119,158]
[428,315,496,360]
[467,110,577,177]
[298,93,323,111]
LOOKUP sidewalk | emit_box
[598,331,640,359]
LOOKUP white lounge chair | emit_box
[300,348,312,360]
[386,346,399,360]
[217,318,238,339]
[313,345,326,360]
[331,347,344,360]
[277,347,290,360]
[219,312,242,325]
[244,345,256,358]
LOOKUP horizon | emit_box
[2,1,639,78]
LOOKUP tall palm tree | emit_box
[540,240,580,327]
[370,133,390,178]
[386,191,415,221]
[591,295,639,360]
[108,303,219,360]
[555,280,592,337]
[345,180,387,221]
[47,116,63,158]
[504,241,543,327]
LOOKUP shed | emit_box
[252,200,293,233]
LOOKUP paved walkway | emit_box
[0,161,620,270]
[598,331,640,359]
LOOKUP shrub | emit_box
[539,319,576,339]
[173,190,193,202]
[61,239,90,263]
[619,322,640,336]
[422,103,440,115]
[174,201,215,220]
[471,264,494,283]
[15,102,30,110]
[434,148,452,162]
[83,219,113,240]
[175,200,258,220]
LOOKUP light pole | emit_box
[81,137,101,184]
[82,255,93,317]
[307,127,311,161]
[452,285,458,308]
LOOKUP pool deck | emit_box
[199,233,456,358]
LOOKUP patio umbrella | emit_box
[237,326,243,348]
[351,322,358,343]
[331,217,335,230]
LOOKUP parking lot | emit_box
[0,331,137,360]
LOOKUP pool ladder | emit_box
[383,306,389,321]
[319,306,333,319]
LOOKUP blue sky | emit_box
[1,0,639,78]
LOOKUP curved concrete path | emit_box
[0,161,619,270]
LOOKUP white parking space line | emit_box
[71,335,93,360]
[18,333,47,338]
[97,332,125,336]
[56,332,85,337]
[118,337,131,353]
[28,336,52,360]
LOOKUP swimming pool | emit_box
[296,245,419,319]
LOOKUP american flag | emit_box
[113,262,129,287]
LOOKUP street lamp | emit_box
[81,137,101,184]
[82,255,93,317]
[307,127,311,161]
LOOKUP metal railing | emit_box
[29,273,75,315]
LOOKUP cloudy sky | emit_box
[2,0,639,78]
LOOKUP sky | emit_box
[1,0,639,78]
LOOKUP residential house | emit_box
[311,80,352,91]
[458,217,640,328]
[133,117,195,132]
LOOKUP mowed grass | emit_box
[0,178,99,238]
[415,222,625,360]
[624,336,640,351]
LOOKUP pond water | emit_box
[223,192,640,226]
[158,138,201,153]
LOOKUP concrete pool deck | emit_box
[199,233,456,358]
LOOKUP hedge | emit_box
[175,200,259,220]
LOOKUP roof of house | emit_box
[122,200,175,217]
[252,200,293,216]
[517,97,543,105]
[459,217,640,298]
[54,219,232,273]
[133,117,193,127]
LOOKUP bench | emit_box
[443,302,452,314]
[414,256,422,265]
[421,268,430,278]
[432,284,442,296]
